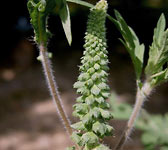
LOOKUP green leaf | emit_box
[108,10,145,81]
[160,146,168,150]
[109,93,132,120]
[141,132,158,145]
[145,13,168,86]
[27,0,72,45]
[66,0,94,8]
[59,0,72,45]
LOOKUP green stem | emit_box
[114,82,152,150]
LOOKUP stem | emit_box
[114,82,152,150]
[39,44,81,150]
[39,43,72,134]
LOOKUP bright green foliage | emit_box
[110,93,168,150]
[27,0,72,46]
[138,113,168,150]
[145,14,168,86]
[71,0,113,149]
[109,93,132,120]
[108,10,145,83]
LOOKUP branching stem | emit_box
[114,81,152,150]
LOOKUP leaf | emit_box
[66,0,94,8]
[108,10,145,81]
[141,132,158,145]
[59,1,72,45]
[27,0,72,45]
[145,13,168,86]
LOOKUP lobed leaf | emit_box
[145,14,168,86]
[108,11,145,81]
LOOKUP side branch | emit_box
[114,82,152,150]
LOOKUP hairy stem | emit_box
[114,82,152,150]
[39,43,72,135]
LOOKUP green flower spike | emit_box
[71,0,113,149]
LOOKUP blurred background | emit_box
[0,0,168,150]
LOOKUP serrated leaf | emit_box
[91,85,101,96]
[108,10,145,80]
[145,13,168,86]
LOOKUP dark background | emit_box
[0,0,168,150]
